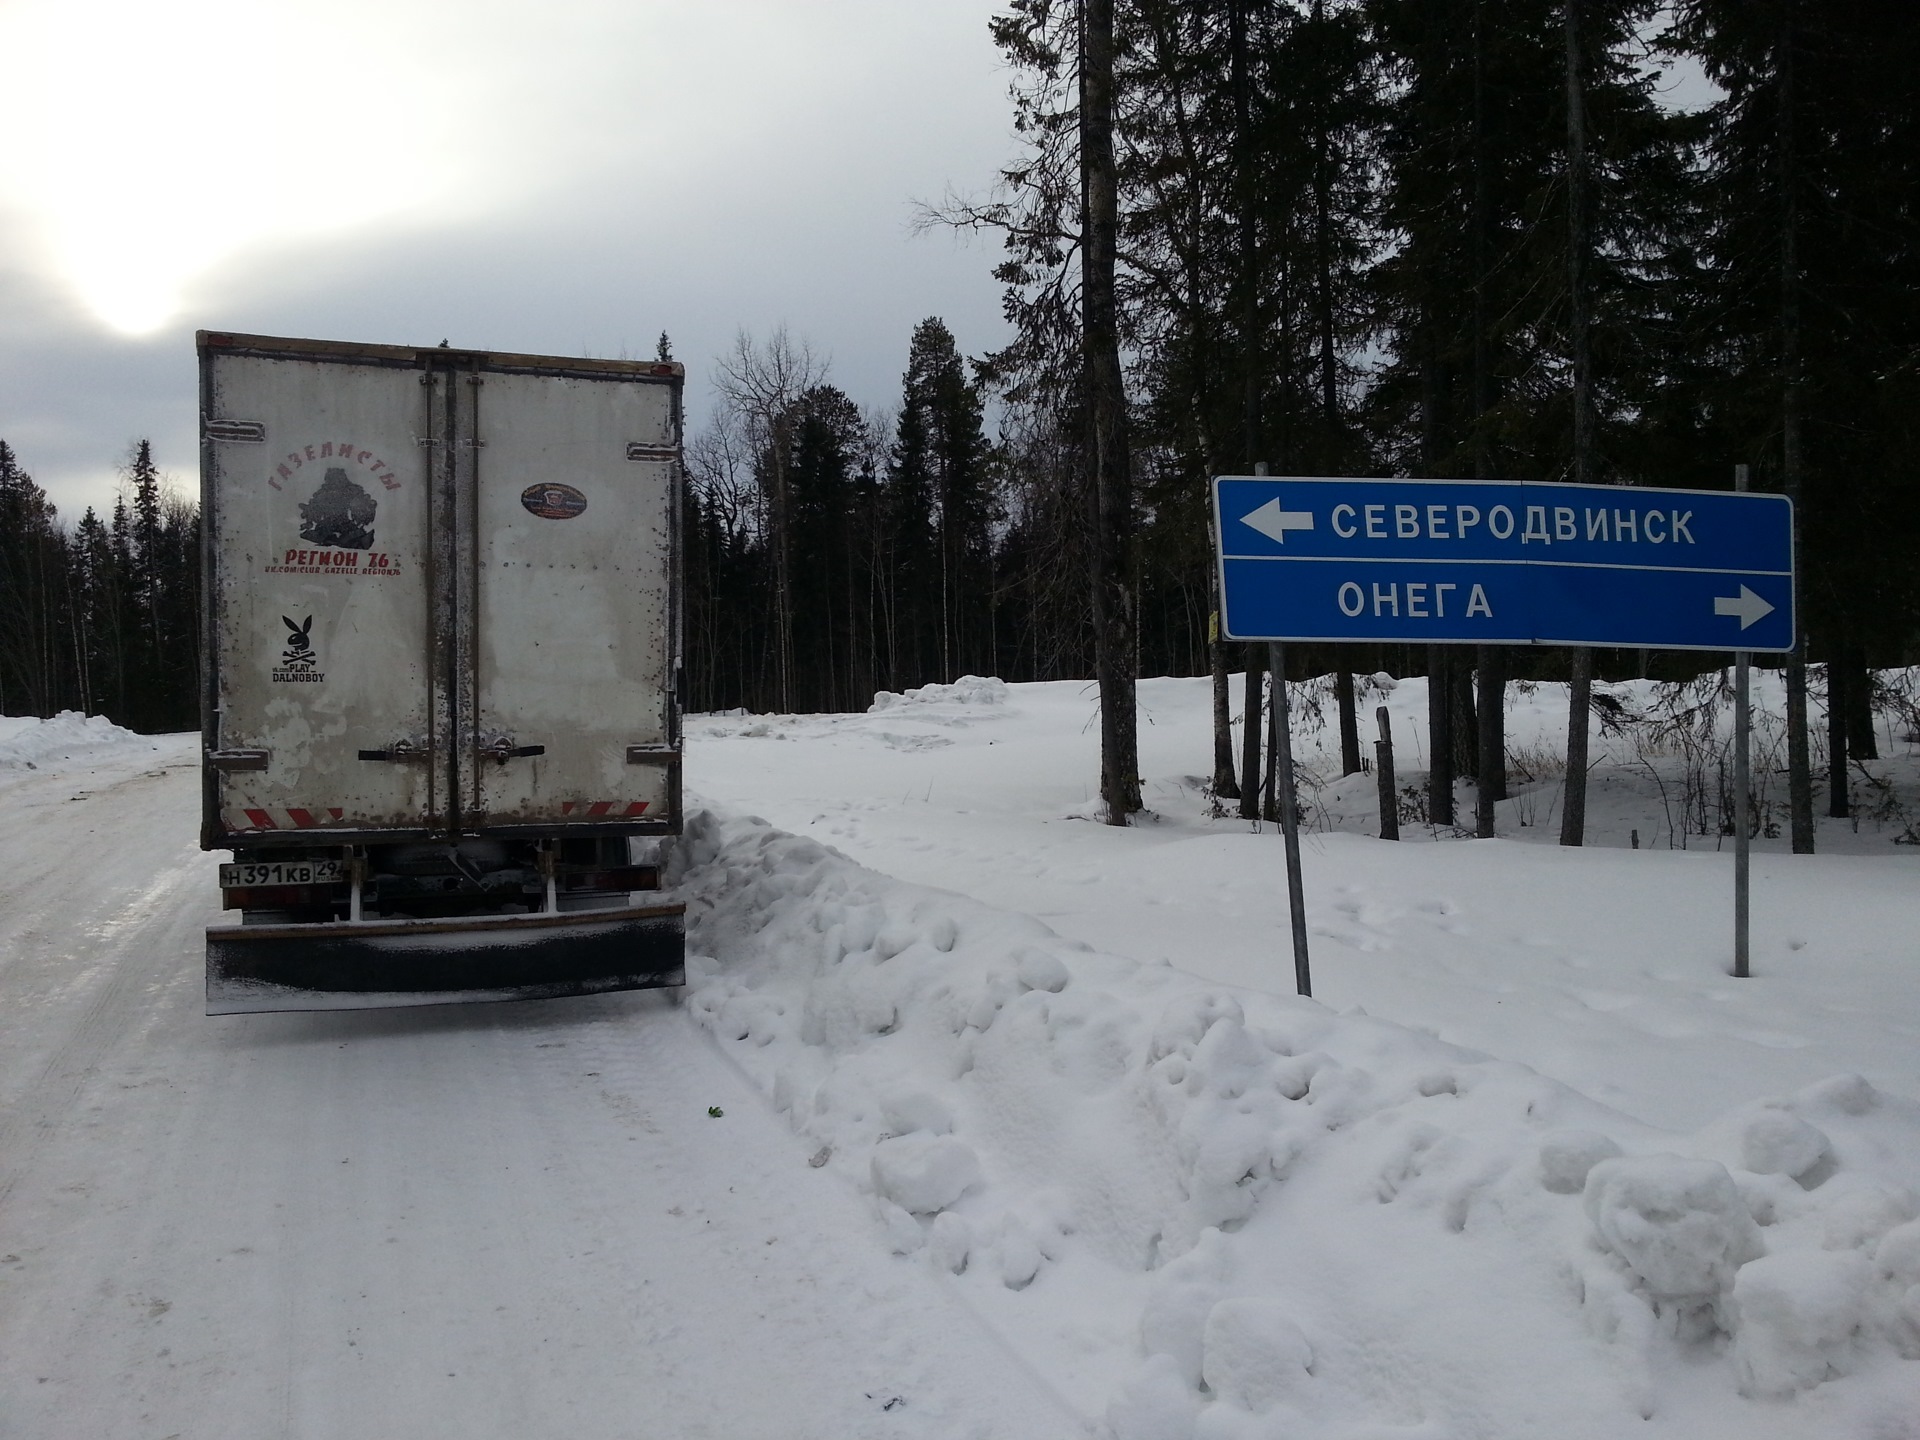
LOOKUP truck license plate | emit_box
[219,859,344,888]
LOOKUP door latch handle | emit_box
[478,738,545,763]
[358,738,431,763]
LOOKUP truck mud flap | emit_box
[206,903,685,1015]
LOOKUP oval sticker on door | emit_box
[521,483,588,519]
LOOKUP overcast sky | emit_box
[0,0,1015,521]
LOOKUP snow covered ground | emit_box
[679,671,1920,1436]
[2,674,1917,1438]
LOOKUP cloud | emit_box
[1,1,1016,521]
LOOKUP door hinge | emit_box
[204,420,266,443]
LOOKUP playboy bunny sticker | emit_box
[272,615,325,684]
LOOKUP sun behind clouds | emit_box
[0,0,528,334]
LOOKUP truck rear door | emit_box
[461,366,680,832]
[201,340,446,843]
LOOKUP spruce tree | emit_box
[1674,0,1920,845]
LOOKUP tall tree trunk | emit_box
[1228,0,1266,820]
[1264,656,1282,823]
[1845,644,1877,760]
[771,424,794,714]
[1463,1,1503,814]
[1230,0,1261,471]
[1212,605,1240,799]
[1563,648,1592,841]
[1826,652,1849,817]
[1451,659,1478,780]
[1335,666,1362,775]
[1082,0,1140,823]
[1470,0,1490,483]
[1475,646,1505,836]
[1311,0,1360,771]
[1240,646,1266,820]
[1560,0,1596,846]
[1427,646,1454,825]
[1779,8,1814,853]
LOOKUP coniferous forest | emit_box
[3,1,1915,842]
[681,0,1920,844]
[0,440,201,732]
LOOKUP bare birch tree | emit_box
[712,327,828,714]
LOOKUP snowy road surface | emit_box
[0,740,1074,1440]
[4,680,1919,1439]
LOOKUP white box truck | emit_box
[198,331,685,1014]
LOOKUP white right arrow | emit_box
[1241,497,1316,545]
[1714,585,1775,630]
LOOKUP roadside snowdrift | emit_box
[675,804,1920,1438]
[0,710,157,772]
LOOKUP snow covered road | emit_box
[0,742,1076,1440]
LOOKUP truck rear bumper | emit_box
[205,902,685,1015]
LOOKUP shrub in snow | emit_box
[1200,1298,1314,1413]
[1583,1155,1763,1312]
[1738,1110,1832,1182]
[870,1133,982,1215]
[1539,1130,1624,1195]
[1729,1249,1872,1397]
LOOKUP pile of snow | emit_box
[869,675,1011,713]
[672,803,1920,1435]
[0,710,156,771]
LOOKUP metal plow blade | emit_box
[206,903,685,1015]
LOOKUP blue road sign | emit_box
[1214,477,1795,651]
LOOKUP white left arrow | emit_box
[1713,585,1775,630]
[1241,497,1315,545]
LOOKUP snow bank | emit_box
[0,710,155,770]
[672,804,1920,1434]
[869,675,1011,713]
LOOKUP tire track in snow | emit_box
[1,832,1074,1439]
[0,768,207,1214]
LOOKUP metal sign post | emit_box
[1268,641,1312,997]
[1210,472,1797,999]
[1733,464,1751,978]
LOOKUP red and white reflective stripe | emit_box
[559,800,650,818]
[233,806,347,830]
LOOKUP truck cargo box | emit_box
[198,332,686,1013]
